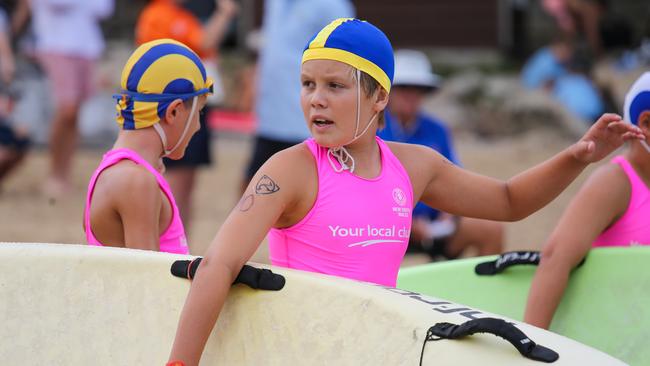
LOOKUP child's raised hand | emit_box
[571,113,645,163]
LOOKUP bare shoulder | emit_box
[384,141,446,166]
[268,142,315,170]
[576,160,630,213]
[246,142,317,199]
[545,159,631,249]
[106,161,158,190]
[383,140,449,187]
[571,159,632,219]
[243,142,317,227]
[99,161,160,208]
[584,160,629,194]
[253,143,315,183]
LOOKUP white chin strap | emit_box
[153,96,198,157]
[327,68,377,173]
[641,140,650,154]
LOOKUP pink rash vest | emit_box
[592,155,650,247]
[84,148,189,254]
[268,137,413,286]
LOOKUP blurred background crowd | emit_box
[0,0,649,264]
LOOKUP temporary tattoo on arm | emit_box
[238,194,254,212]
[255,175,280,195]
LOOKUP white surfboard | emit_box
[0,243,625,365]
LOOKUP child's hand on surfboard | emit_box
[571,113,645,163]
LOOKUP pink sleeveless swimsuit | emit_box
[268,137,413,286]
[592,155,650,247]
[84,148,189,254]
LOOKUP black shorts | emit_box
[244,136,301,181]
[164,111,212,169]
[0,123,30,151]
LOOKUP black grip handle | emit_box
[427,318,559,363]
[475,250,587,276]
[475,251,541,275]
[171,257,203,279]
[170,258,285,291]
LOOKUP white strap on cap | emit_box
[153,96,198,157]
[641,140,650,154]
[327,69,377,173]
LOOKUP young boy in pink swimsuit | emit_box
[525,72,650,329]
[83,39,213,254]
[167,19,643,365]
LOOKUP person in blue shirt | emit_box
[522,38,604,123]
[241,0,354,191]
[378,49,504,260]
[521,41,571,90]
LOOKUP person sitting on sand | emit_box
[166,18,644,366]
[83,39,213,254]
[524,72,650,329]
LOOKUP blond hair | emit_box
[349,68,387,129]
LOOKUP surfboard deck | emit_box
[0,243,625,365]
[397,247,649,365]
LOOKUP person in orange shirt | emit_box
[135,0,237,246]
[136,0,236,59]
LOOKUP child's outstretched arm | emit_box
[168,146,311,366]
[524,163,629,328]
[418,113,643,221]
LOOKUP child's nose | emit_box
[310,87,327,108]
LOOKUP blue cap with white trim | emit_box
[624,72,650,125]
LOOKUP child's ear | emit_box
[638,111,650,131]
[373,88,389,113]
[164,99,184,124]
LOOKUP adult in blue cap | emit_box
[168,19,643,365]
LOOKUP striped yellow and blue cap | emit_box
[115,39,213,130]
[302,18,394,93]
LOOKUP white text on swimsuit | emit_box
[328,225,409,238]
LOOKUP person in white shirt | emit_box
[29,0,114,197]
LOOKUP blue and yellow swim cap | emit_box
[302,18,394,93]
[115,39,213,130]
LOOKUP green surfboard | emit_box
[397,247,650,365]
